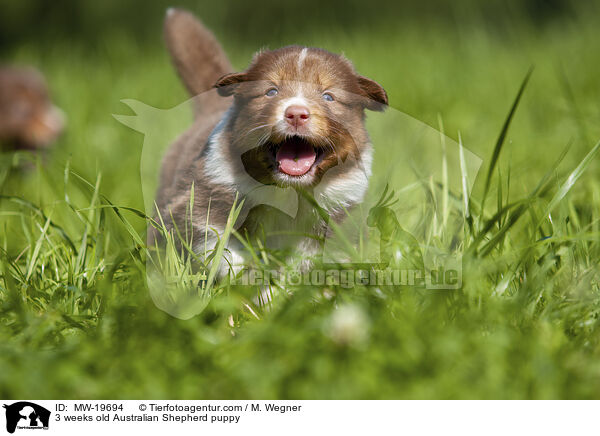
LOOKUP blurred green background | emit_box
[1,0,600,399]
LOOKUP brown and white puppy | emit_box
[155,9,387,272]
[0,67,64,150]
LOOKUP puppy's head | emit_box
[215,46,387,188]
[0,68,65,150]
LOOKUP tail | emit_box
[164,9,232,113]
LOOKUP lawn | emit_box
[1,0,600,399]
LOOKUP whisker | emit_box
[232,123,274,146]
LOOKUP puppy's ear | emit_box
[214,72,248,96]
[164,8,232,97]
[357,75,388,111]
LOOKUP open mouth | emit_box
[272,136,323,177]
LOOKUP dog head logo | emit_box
[3,402,50,434]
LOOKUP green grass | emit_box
[2,4,600,398]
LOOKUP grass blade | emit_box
[480,67,534,216]
[537,139,600,230]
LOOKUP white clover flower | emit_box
[326,303,370,346]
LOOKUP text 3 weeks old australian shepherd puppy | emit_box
[154,9,387,273]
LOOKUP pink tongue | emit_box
[276,140,316,176]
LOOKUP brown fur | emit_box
[164,9,232,118]
[0,67,64,150]
[153,9,387,268]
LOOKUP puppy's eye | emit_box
[322,92,334,102]
[265,88,278,97]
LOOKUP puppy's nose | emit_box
[284,105,310,128]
